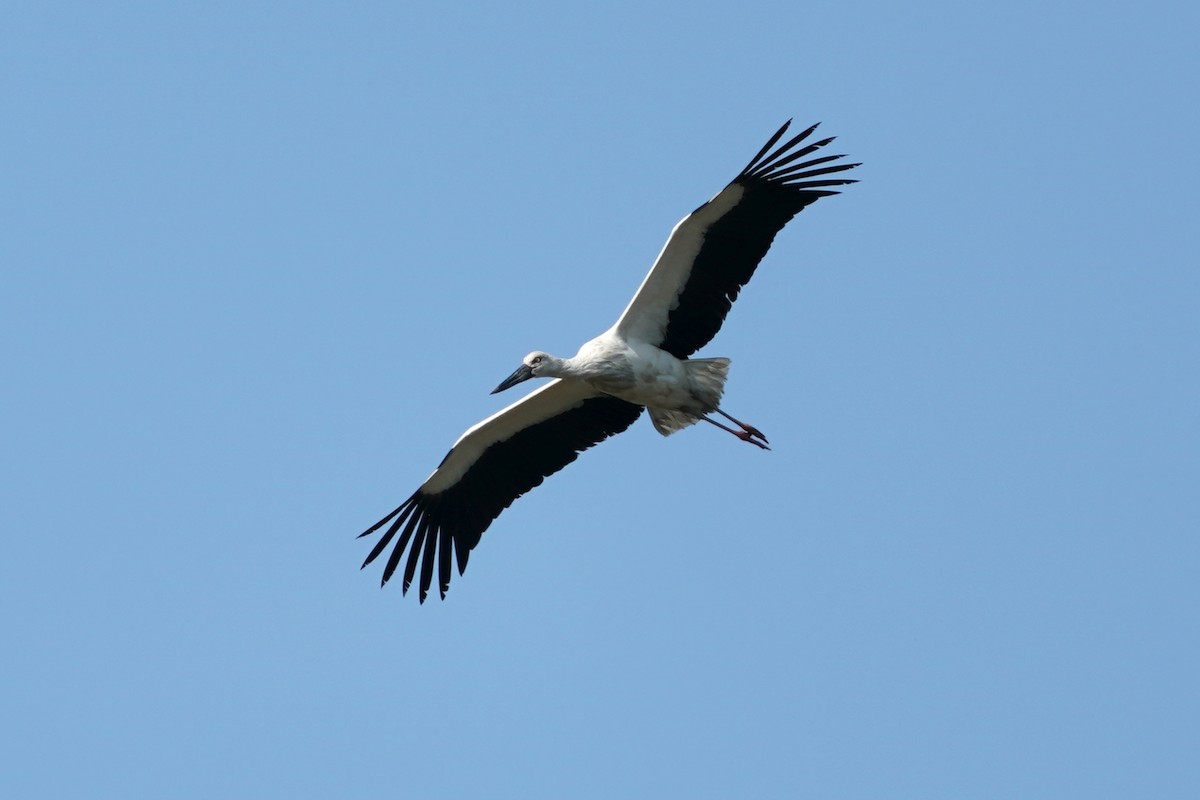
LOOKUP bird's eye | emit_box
[532,356,543,365]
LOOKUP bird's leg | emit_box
[702,415,770,450]
[715,408,769,445]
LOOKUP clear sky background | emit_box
[3,2,1197,797]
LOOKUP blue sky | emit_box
[3,2,1197,797]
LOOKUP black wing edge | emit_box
[736,119,861,191]
[358,396,644,603]
[658,120,859,358]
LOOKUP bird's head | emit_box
[491,352,556,394]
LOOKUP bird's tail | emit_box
[647,357,730,436]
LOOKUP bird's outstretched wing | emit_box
[359,380,643,602]
[612,121,859,357]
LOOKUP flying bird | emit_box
[360,120,858,601]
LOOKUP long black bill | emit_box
[491,363,534,394]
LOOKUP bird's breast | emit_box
[600,355,694,410]
[573,336,701,410]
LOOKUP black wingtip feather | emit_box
[437,527,453,601]
[740,119,794,175]
[380,506,422,587]
[358,498,410,538]
[418,523,439,603]
[402,513,431,596]
[740,122,822,178]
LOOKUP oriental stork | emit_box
[360,120,858,601]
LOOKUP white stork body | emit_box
[360,120,859,601]
[533,335,728,428]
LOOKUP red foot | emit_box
[740,424,768,444]
[735,430,771,450]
